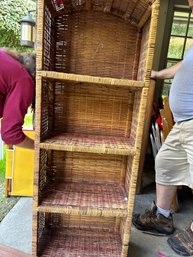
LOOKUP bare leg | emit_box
[156,183,177,210]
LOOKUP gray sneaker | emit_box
[132,201,175,236]
[167,222,193,256]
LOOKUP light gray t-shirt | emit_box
[169,44,193,122]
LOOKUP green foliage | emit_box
[24,113,33,128]
[0,0,36,50]
[168,38,184,59]
[0,147,6,181]
[172,23,187,36]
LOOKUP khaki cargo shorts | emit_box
[155,118,193,189]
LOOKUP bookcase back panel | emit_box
[37,150,129,213]
[40,79,139,138]
[37,212,126,257]
[38,149,128,194]
[53,151,127,183]
[42,4,140,79]
[39,212,122,231]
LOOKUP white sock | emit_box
[156,206,171,218]
[191,222,193,232]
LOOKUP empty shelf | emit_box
[38,228,122,257]
[39,133,135,156]
[38,182,128,217]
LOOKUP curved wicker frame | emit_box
[33,1,160,256]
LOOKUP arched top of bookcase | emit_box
[45,0,157,28]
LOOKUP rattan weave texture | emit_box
[40,228,122,257]
[33,0,160,256]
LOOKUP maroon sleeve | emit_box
[1,76,34,145]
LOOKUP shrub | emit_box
[0,0,36,50]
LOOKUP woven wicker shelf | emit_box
[38,71,145,89]
[37,182,128,216]
[39,133,135,155]
[38,228,122,257]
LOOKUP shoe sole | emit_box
[133,221,175,236]
[142,230,169,236]
[167,238,191,256]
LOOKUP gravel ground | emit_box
[0,179,20,222]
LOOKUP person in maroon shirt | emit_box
[0,49,35,149]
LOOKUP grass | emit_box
[0,147,6,181]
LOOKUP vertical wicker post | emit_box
[33,1,160,256]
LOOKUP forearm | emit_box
[151,61,182,80]
[16,135,34,149]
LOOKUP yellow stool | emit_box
[5,130,34,197]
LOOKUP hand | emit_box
[151,70,158,79]
[16,136,34,149]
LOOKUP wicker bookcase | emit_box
[33,1,160,256]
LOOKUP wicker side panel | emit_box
[132,32,142,80]
[36,212,47,256]
[32,211,39,256]
[129,89,142,144]
[38,149,53,203]
[41,79,135,137]
[124,155,133,195]
[119,217,132,257]
[48,10,138,79]
[137,18,150,80]
[40,79,55,140]
[120,217,127,242]
[43,5,56,71]
[33,212,49,255]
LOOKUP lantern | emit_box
[19,11,36,48]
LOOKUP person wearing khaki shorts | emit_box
[156,119,193,189]
[132,1,193,255]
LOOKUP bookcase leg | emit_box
[4,178,11,197]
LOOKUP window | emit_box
[162,7,193,97]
